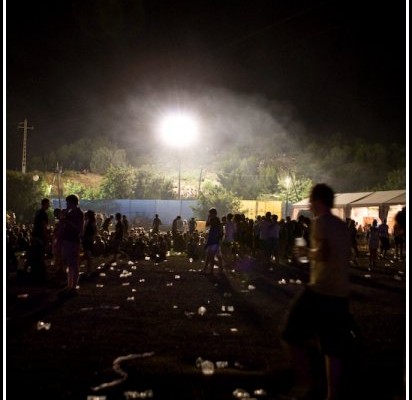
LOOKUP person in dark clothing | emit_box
[30,198,50,282]
[202,208,223,274]
[188,217,197,236]
[102,215,113,233]
[152,214,162,235]
[82,210,97,275]
[122,215,129,237]
[61,195,84,293]
[111,212,124,263]
[281,184,356,400]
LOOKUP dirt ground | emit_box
[6,253,407,400]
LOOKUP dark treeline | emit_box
[29,132,405,198]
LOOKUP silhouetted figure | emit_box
[367,219,380,268]
[152,214,162,235]
[111,212,124,263]
[202,208,223,274]
[83,210,97,275]
[281,183,356,400]
[61,195,84,293]
[29,198,50,282]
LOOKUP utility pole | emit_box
[18,118,34,174]
[56,162,63,209]
[198,167,203,198]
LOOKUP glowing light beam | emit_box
[159,112,198,148]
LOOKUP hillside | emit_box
[34,170,103,198]
[34,169,215,199]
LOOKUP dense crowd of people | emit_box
[5,189,406,400]
[6,196,406,287]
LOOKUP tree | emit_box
[217,154,277,199]
[372,168,406,190]
[276,174,313,204]
[90,147,114,174]
[192,182,241,219]
[133,168,175,199]
[6,171,50,223]
[63,180,87,200]
[112,149,128,168]
[99,166,136,199]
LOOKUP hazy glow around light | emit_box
[159,113,198,148]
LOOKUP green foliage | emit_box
[61,180,103,201]
[27,132,406,198]
[192,182,241,219]
[217,154,280,199]
[90,147,128,174]
[98,166,175,199]
[90,146,114,174]
[276,174,313,203]
[62,180,87,200]
[99,166,137,199]
[294,135,406,192]
[371,168,406,190]
[257,162,280,194]
[29,136,121,173]
[82,186,104,200]
[112,149,128,168]
[6,171,50,223]
[132,168,175,199]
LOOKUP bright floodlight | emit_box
[159,113,198,148]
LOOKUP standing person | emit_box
[52,208,65,280]
[30,198,50,282]
[176,216,184,234]
[377,218,390,259]
[202,207,223,274]
[269,214,280,265]
[102,215,113,233]
[171,215,182,247]
[61,195,84,294]
[221,213,237,267]
[152,214,162,235]
[367,219,380,268]
[111,212,124,263]
[122,215,129,237]
[82,210,97,276]
[96,213,103,232]
[259,212,273,263]
[281,183,355,400]
[348,219,359,265]
[188,217,197,236]
[393,216,405,260]
[182,219,189,234]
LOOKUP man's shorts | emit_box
[281,286,357,357]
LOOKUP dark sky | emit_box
[6,0,407,168]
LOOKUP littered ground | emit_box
[6,252,407,400]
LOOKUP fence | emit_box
[51,199,284,228]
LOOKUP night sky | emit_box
[5,0,407,169]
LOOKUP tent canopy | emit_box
[350,190,406,206]
[378,192,406,205]
[293,191,375,208]
[334,192,373,206]
[291,190,406,222]
[294,190,406,208]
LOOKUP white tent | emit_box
[291,191,373,220]
[349,190,406,231]
[291,190,406,232]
